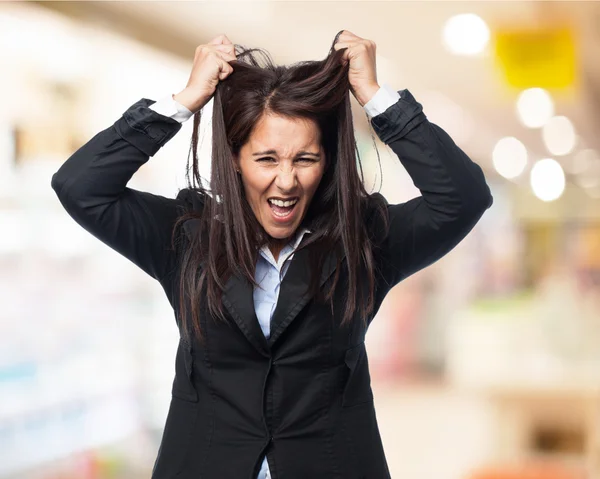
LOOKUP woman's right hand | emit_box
[173,34,237,114]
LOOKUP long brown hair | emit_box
[172,31,389,344]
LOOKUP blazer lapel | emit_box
[267,243,344,348]
[183,219,271,357]
[222,272,271,357]
[183,218,345,355]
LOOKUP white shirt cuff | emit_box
[363,83,401,118]
[148,94,194,123]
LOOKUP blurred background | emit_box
[1,1,600,478]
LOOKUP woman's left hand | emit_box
[333,30,380,107]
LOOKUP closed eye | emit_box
[257,157,318,163]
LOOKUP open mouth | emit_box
[268,197,299,219]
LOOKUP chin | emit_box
[265,224,296,240]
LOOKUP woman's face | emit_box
[235,113,326,242]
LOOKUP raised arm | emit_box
[370,88,493,288]
[50,98,197,283]
[51,35,238,285]
[332,31,492,289]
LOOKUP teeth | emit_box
[273,209,291,217]
[268,198,298,207]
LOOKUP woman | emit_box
[51,30,492,479]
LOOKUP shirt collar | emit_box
[259,227,312,269]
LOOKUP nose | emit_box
[274,164,298,192]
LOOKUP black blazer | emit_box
[51,89,492,479]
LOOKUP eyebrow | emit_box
[252,149,320,158]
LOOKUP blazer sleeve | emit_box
[50,98,198,283]
[369,88,493,288]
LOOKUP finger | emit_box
[218,60,234,80]
[333,43,352,64]
[333,41,354,58]
[339,30,361,41]
[334,41,354,50]
[219,68,233,80]
[215,51,237,63]
[335,41,372,56]
[217,55,233,70]
[334,41,362,55]
[214,43,237,57]
[208,34,231,45]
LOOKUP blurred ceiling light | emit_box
[542,115,577,156]
[568,148,600,175]
[516,88,554,128]
[442,13,490,56]
[530,158,565,202]
[492,136,528,179]
[574,174,600,189]
[572,149,600,190]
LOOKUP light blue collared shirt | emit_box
[150,82,401,479]
[253,228,311,340]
